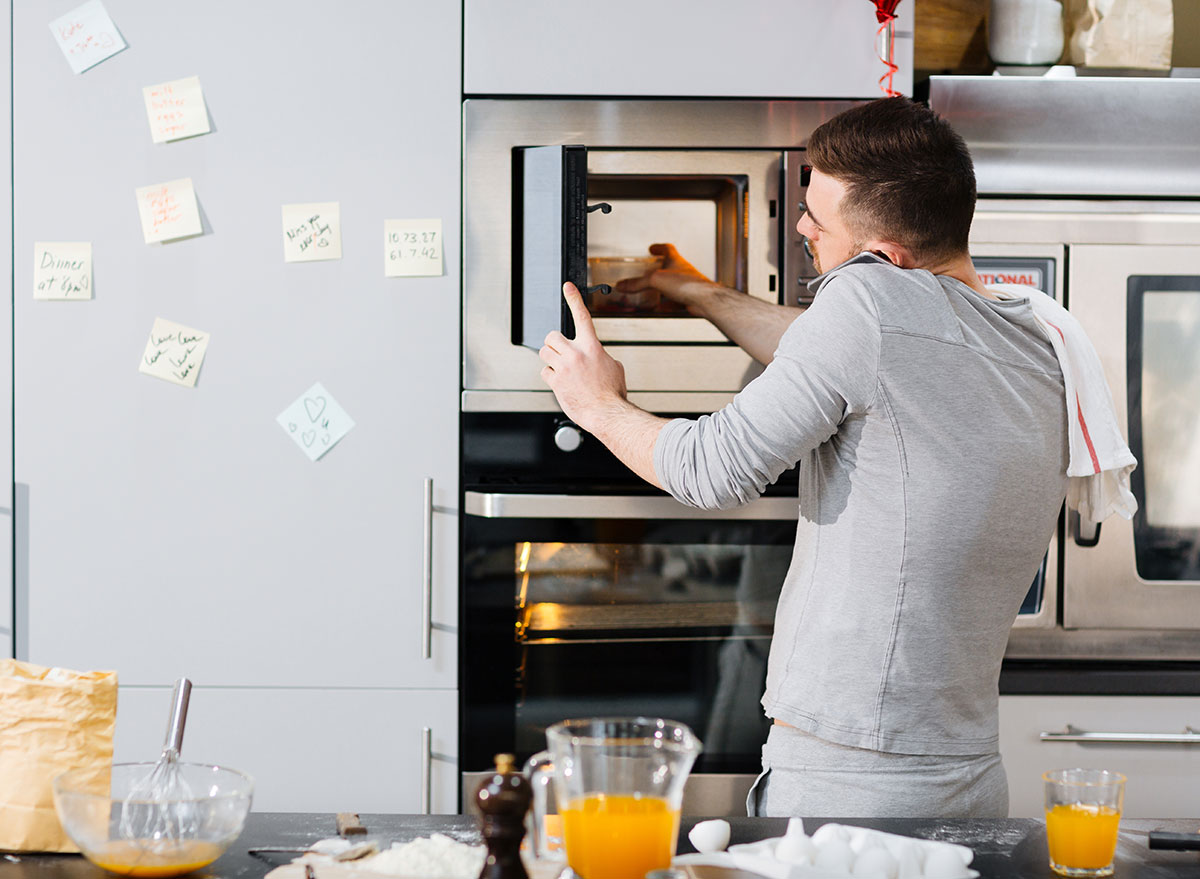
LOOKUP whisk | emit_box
[119,677,199,845]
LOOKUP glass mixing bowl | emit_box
[53,762,254,877]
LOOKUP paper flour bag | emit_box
[1065,0,1173,69]
[0,660,117,852]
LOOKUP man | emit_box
[538,97,1068,817]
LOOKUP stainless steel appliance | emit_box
[966,205,1200,656]
[935,73,1200,659]
[463,99,859,397]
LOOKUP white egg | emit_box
[852,847,898,879]
[688,819,731,854]
[812,823,851,846]
[814,838,856,874]
[776,833,818,866]
[785,817,807,838]
[921,846,971,879]
[882,838,915,861]
[851,833,885,854]
[896,849,924,879]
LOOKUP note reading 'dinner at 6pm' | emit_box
[33,242,92,300]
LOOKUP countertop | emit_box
[4,814,1199,879]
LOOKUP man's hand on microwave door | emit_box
[539,282,629,430]
[539,282,668,490]
[614,243,720,317]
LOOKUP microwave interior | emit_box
[513,146,774,348]
[585,173,747,316]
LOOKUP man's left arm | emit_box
[538,282,667,489]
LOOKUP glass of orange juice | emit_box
[527,718,701,879]
[1043,768,1126,877]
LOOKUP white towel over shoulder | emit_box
[990,283,1138,522]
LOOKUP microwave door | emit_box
[516,144,588,348]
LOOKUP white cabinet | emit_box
[11,0,461,686]
[1000,695,1200,818]
[9,0,462,811]
[465,0,913,98]
[115,687,458,813]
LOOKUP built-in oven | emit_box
[463,99,859,396]
[1065,242,1200,630]
[969,204,1200,658]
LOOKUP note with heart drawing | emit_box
[276,382,355,461]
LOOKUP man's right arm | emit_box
[615,243,803,365]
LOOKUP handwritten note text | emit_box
[139,318,210,388]
[143,76,211,143]
[135,178,203,244]
[385,219,443,277]
[282,203,342,262]
[34,242,92,300]
[49,1,127,74]
[276,382,356,461]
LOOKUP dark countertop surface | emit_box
[4,814,1199,879]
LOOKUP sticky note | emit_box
[143,76,211,143]
[385,219,443,277]
[135,178,203,244]
[34,242,92,300]
[282,203,342,262]
[49,1,127,74]
[139,318,210,388]
[276,383,355,461]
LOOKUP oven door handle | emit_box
[1040,725,1200,744]
[463,491,799,520]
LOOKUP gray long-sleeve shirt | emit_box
[653,254,1068,756]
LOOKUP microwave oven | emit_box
[463,98,860,400]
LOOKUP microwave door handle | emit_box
[463,491,798,521]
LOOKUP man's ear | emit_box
[863,239,915,269]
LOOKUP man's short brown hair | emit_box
[806,97,976,265]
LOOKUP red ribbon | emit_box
[870,0,902,96]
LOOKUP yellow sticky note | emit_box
[143,75,210,143]
[385,219,443,277]
[282,202,342,262]
[34,242,92,300]
[138,318,210,388]
[134,178,202,244]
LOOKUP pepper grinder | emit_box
[475,753,532,879]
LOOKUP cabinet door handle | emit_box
[422,478,433,660]
[420,726,432,815]
[1040,724,1200,744]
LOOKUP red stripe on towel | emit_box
[1075,391,1101,475]
[1044,318,1102,476]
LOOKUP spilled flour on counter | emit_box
[356,834,485,879]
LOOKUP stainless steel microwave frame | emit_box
[462,99,860,399]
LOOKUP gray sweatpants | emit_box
[747,724,1009,818]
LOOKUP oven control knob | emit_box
[554,424,583,452]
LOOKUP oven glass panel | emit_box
[1127,276,1200,580]
[462,513,794,775]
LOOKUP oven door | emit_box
[460,491,798,784]
[1063,244,1200,629]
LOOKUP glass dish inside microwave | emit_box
[587,256,663,314]
[585,173,747,319]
